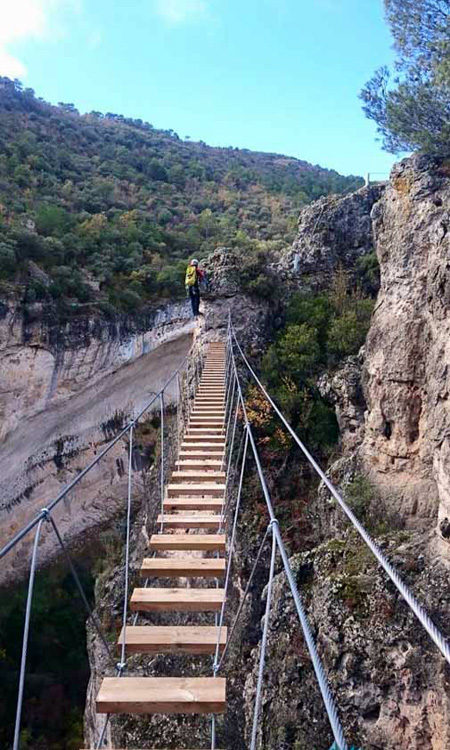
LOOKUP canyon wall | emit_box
[0,300,195,584]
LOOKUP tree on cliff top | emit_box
[360,0,450,154]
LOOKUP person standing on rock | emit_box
[185,258,205,317]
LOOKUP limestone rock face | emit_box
[318,352,366,452]
[0,299,196,584]
[284,184,384,286]
[360,155,450,542]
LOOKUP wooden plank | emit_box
[163,498,223,510]
[178,456,224,463]
[191,406,225,420]
[149,534,226,551]
[170,471,226,482]
[157,514,223,529]
[187,428,225,434]
[163,497,223,512]
[141,557,226,577]
[130,587,224,612]
[175,460,223,470]
[180,441,225,448]
[117,625,227,654]
[189,412,224,426]
[166,483,225,497]
[183,434,225,443]
[193,406,225,410]
[96,676,226,714]
[179,446,224,453]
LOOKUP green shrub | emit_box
[356,251,380,296]
[277,323,321,380]
[0,241,17,277]
[328,299,373,359]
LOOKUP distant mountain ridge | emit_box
[0,77,362,314]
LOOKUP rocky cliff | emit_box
[0,299,195,583]
[361,156,450,549]
[290,156,450,551]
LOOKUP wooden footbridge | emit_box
[94,342,227,721]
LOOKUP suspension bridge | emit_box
[1,320,450,750]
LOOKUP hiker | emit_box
[185,258,205,317]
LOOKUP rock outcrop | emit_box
[283,184,384,286]
[360,155,450,546]
[288,155,450,550]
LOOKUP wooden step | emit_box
[170,471,225,483]
[164,497,223,510]
[179,452,224,460]
[150,534,226,551]
[190,406,226,422]
[180,444,224,451]
[130,587,224,612]
[190,416,224,421]
[175,460,223,470]
[157,514,223,529]
[118,625,227,654]
[194,401,225,406]
[187,427,225,433]
[187,428,225,434]
[96,676,226,714]
[195,396,224,400]
[167,483,225,497]
[183,434,225,443]
[193,406,224,412]
[141,557,226,577]
[179,452,224,461]
[186,432,225,439]
[180,441,225,448]
[196,397,225,401]
[191,409,225,415]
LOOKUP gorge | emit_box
[2,150,450,749]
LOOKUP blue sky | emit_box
[1,0,401,177]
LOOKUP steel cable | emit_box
[13,518,44,750]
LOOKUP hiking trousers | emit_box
[189,286,200,316]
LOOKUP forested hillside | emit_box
[0,78,362,314]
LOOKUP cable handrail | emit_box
[230,322,450,666]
